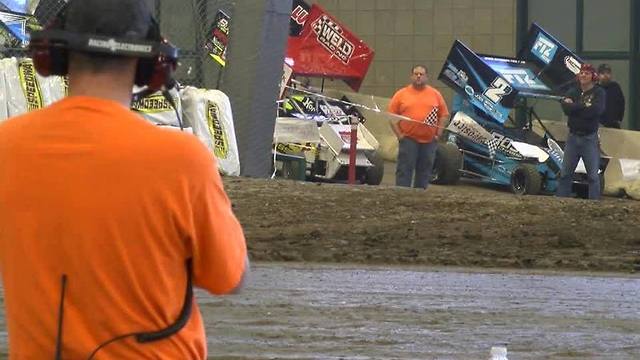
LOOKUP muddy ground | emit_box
[224,176,640,273]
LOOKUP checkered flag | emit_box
[424,108,439,127]
[486,137,500,159]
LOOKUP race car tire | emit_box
[510,164,542,195]
[365,150,385,185]
[431,142,462,185]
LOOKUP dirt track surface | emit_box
[224,177,640,273]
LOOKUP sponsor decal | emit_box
[442,63,469,90]
[204,10,231,67]
[489,132,523,159]
[310,14,355,64]
[319,103,346,117]
[338,130,352,144]
[459,76,511,123]
[289,0,311,36]
[18,60,43,111]
[291,4,309,26]
[131,94,173,113]
[531,33,557,64]
[275,142,316,155]
[87,38,152,53]
[483,77,513,103]
[495,68,548,90]
[564,55,581,75]
[206,101,229,159]
[447,113,492,144]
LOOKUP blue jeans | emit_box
[556,132,601,200]
[396,137,438,189]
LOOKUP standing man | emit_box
[597,63,625,129]
[0,0,248,359]
[389,65,449,189]
[556,64,605,200]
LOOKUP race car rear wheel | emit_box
[364,150,385,185]
[431,143,462,185]
[510,164,542,195]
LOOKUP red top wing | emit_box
[285,4,374,92]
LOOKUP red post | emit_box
[348,117,358,184]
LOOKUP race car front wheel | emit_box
[510,164,542,195]
[431,143,462,185]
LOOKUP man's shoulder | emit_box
[0,106,53,137]
[393,85,412,95]
[426,85,444,96]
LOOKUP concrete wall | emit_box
[313,0,517,108]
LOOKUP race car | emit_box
[434,23,609,196]
[274,92,384,185]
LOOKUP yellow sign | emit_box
[18,60,43,111]
[206,101,229,159]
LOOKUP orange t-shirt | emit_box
[0,96,247,359]
[388,85,449,143]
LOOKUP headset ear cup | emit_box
[31,43,68,77]
[49,47,69,76]
[134,58,154,87]
[32,47,53,77]
[148,57,175,91]
[135,56,175,91]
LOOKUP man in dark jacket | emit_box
[556,63,605,200]
[597,63,625,129]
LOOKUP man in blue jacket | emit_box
[556,63,605,200]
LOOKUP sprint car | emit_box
[434,23,609,196]
[274,93,384,185]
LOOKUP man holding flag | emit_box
[389,64,449,189]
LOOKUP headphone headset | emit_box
[28,1,179,92]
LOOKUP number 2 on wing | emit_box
[483,78,512,104]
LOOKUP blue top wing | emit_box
[438,24,581,126]
[518,23,584,93]
[438,40,515,125]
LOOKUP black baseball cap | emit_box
[597,63,612,73]
[64,0,153,40]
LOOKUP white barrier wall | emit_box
[0,57,241,176]
[181,87,241,176]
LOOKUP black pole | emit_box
[220,0,293,177]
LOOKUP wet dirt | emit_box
[202,263,640,360]
[225,176,640,274]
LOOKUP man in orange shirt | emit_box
[389,65,450,189]
[0,0,248,359]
